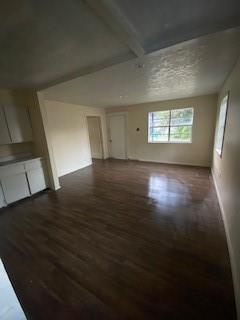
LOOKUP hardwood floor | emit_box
[0,159,236,319]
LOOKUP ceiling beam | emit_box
[84,0,145,57]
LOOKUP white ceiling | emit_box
[0,0,239,88]
[43,28,240,107]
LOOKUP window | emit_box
[148,107,194,143]
[215,93,229,156]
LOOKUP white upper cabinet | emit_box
[0,106,11,144]
[3,105,33,143]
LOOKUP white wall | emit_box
[212,57,240,319]
[106,94,217,167]
[44,100,108,177]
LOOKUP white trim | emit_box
[211,169,240,320]
[148,107,194,144]
[128,157,210,167]
[215,92,229,157]
[148,140,192,144]
[58,161,92,178]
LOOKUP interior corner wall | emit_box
[212,57,240,319]
[29,91,60,190]
[44,99,109,177]
[106,94,217,167]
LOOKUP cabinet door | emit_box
[0,183,6,208]
[1,173,30,204]
[0,106,11,144]
[3,105,33,143]
[27,168,47,194]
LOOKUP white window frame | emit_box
[148,107,194,144]
[215,93,229,157]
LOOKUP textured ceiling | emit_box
[0,0,239,88]
[43,28,240,107]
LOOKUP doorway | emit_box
[87,116,103,159]
[108,114,127,159]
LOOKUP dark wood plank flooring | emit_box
[0,159,236,319]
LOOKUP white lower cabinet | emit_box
[1,173,30,204]
[26,159,47,194]
[0,157,47,207]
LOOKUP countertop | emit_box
[0,156,42,167]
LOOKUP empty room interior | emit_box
[0,1,240,319]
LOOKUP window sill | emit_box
[148,141,192,144]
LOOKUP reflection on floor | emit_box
[0,159,236,319]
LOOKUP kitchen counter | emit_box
[0,156,41,167]
[0,156,47,208]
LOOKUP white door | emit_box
[108,114,127,159]
[4,105,33,143]
[87,117,103,159]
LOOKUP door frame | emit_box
[86,116,104,159]
[107,112,128,159]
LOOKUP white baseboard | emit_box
[211,169,240,320]
[58,161,92,178]
[53,185,61,191]
[128,157,210,167]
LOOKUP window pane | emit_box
[170,108,193,126]
[170,126,192,142]
[216,94,228,155]
[152,110,170,126]
[150,126,169,142]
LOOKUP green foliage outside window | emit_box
[148,107,193,143]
